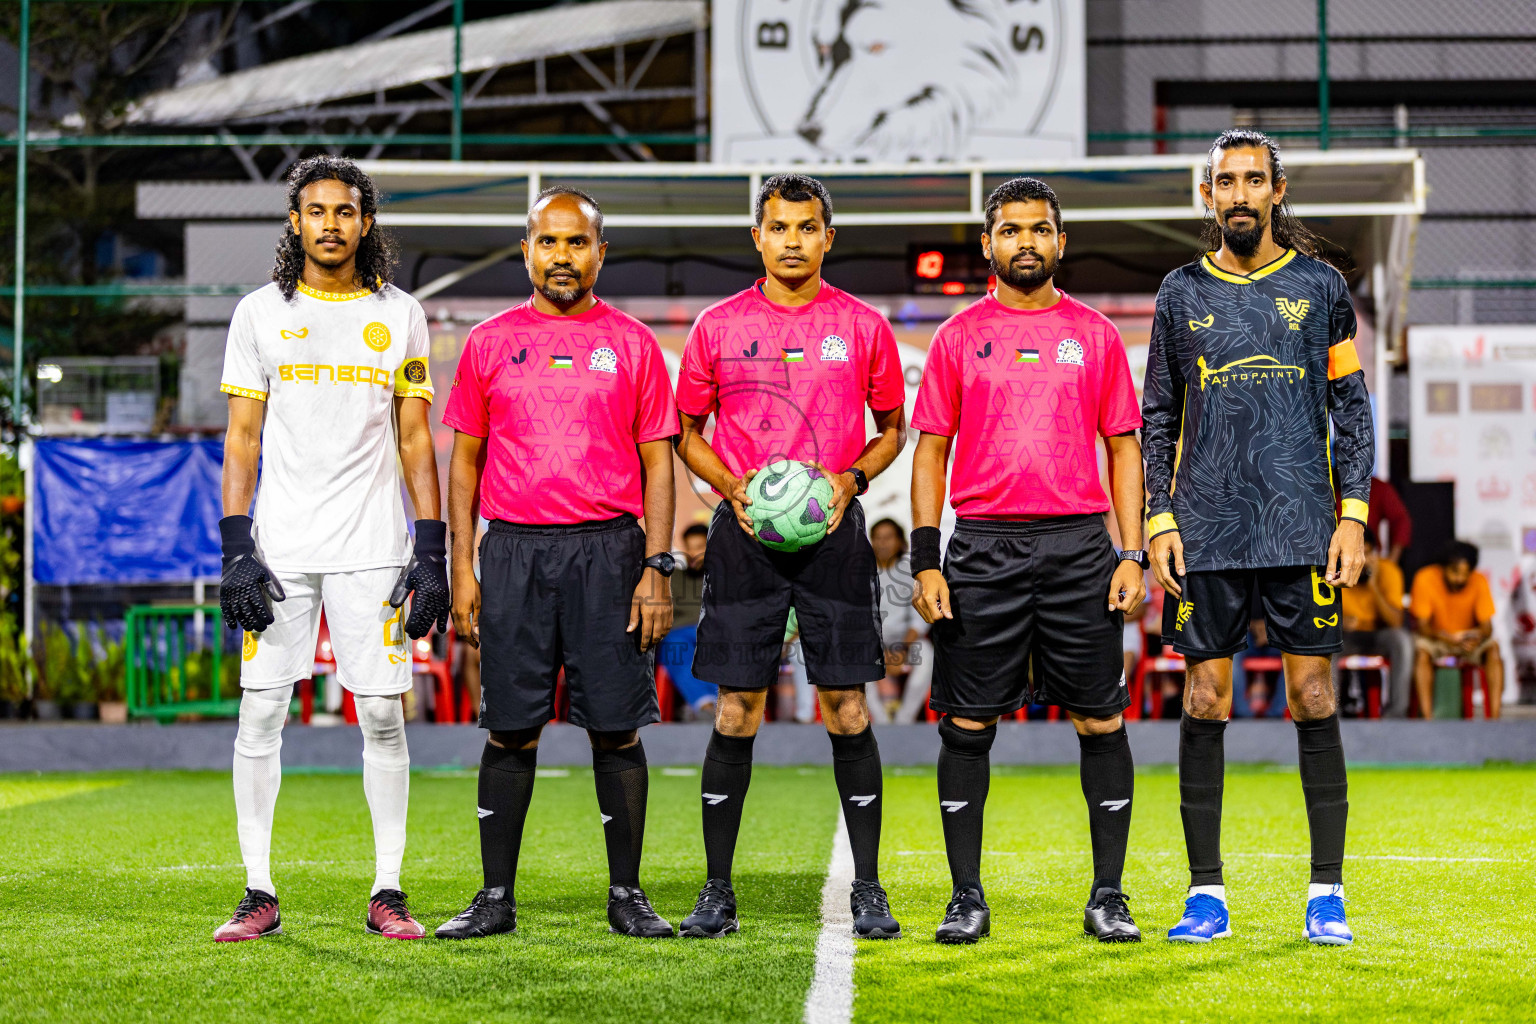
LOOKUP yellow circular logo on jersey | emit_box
[242,631,259,662]
[363,322,392,352]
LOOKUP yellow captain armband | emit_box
[394,357,434,400]
[220,383,267,401]
[1340,498,1369,526]
[1147,513,1179,539]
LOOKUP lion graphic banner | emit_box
[711,0,1086,163]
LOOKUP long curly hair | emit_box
[272,156,398,300]
[1199,129,1346,269]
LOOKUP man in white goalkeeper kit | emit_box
[213,156,449,942]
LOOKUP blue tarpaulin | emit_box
[33,438,224,584]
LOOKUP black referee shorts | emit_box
[930,514,1128,720]
[693,499,884,690]
[477,514,658,733]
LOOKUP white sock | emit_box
[356,695,410,895]
[1189,884,1227,903]
[1308,882,1343,900]
[232,684,293,897]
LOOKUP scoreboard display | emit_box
[906,243,996,296]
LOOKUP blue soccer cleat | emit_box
[1166,893,1232,943]
[1304,890,1353,945]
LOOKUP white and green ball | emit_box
[745,459,836,552]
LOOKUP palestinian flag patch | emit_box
[782,347,804,363]
[549,354,573,369]
[1016,349,1040,363]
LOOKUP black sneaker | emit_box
[679,878,738,938]
[434,887,517,940]
[607,885,675,938]
[850,879,901,939]
[935,884,990,944]
[1083,887,1141,943]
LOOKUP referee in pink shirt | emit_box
[673,174,908,941]
[910,178,1148,945]
[435,188,680,941]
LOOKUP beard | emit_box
[1220,206,1266,257]
[991,248,1059,291]
[536,269,589,306]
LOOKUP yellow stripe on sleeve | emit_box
[1327,339,1362,380]
[1147,512,1179,538]
[1340,498,1369,524]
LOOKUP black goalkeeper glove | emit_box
[219,515,286,633]
[390,519,450,639]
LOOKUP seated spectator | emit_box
[657,524,715,720]
[1411,540,1502,719]
[1335,474,1413,566]
[1334,530,1413,717]
[1230,616,1288,719]
[869,518,924,724]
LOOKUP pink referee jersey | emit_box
[912,291,1141,518]
[676,280,905,486]
[442,298,678,524]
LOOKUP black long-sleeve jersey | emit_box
[1141,249,1374,572]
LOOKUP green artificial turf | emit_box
[0,767,837,1024]
[1,764,1532,1023]
[863,765,1536,1023]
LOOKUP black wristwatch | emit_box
[1120,549,1150,570]
[850,467,869,496]
[643,552,676,577]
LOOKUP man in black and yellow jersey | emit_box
[1141,129,1374,947]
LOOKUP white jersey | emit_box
[220,280,434,573]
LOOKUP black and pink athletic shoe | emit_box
[366,889,427,939]
[214,888,282,942]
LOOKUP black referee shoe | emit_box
[435,887,516,940]
[850,879,902,939]
[935,885,990,944]
[680,878,738,938]
[607,885,675,938]
[1084,887,1141,943]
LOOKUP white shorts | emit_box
[239,567,410,696]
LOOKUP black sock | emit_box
[937,716,994,890]
[1078,726,1135,895]
[829,725,884,882]
[700,730,755,884]
[1296,714,1349,885]
[1179,714,1227,887]
[592,741,649,889]
[478,741,538,894]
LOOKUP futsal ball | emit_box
[745,459,836,552]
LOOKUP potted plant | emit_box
[0,612,32,718]
[93,623,128,724]
[34,622,75,720]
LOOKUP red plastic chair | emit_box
[1337,654,1387,718]
[1129,646,1186,720]
[655,664,678,722]
[1440,658,1494,719]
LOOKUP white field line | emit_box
[892,850,1517,864]
[803,813,856,1024]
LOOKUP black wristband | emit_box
[219,515,256,556]
[413,519,447,556]
[910,526,942,574]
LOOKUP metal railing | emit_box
[124,604,240,721]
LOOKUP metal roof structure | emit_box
[348,149,1424,229]
[119,0,705,128]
